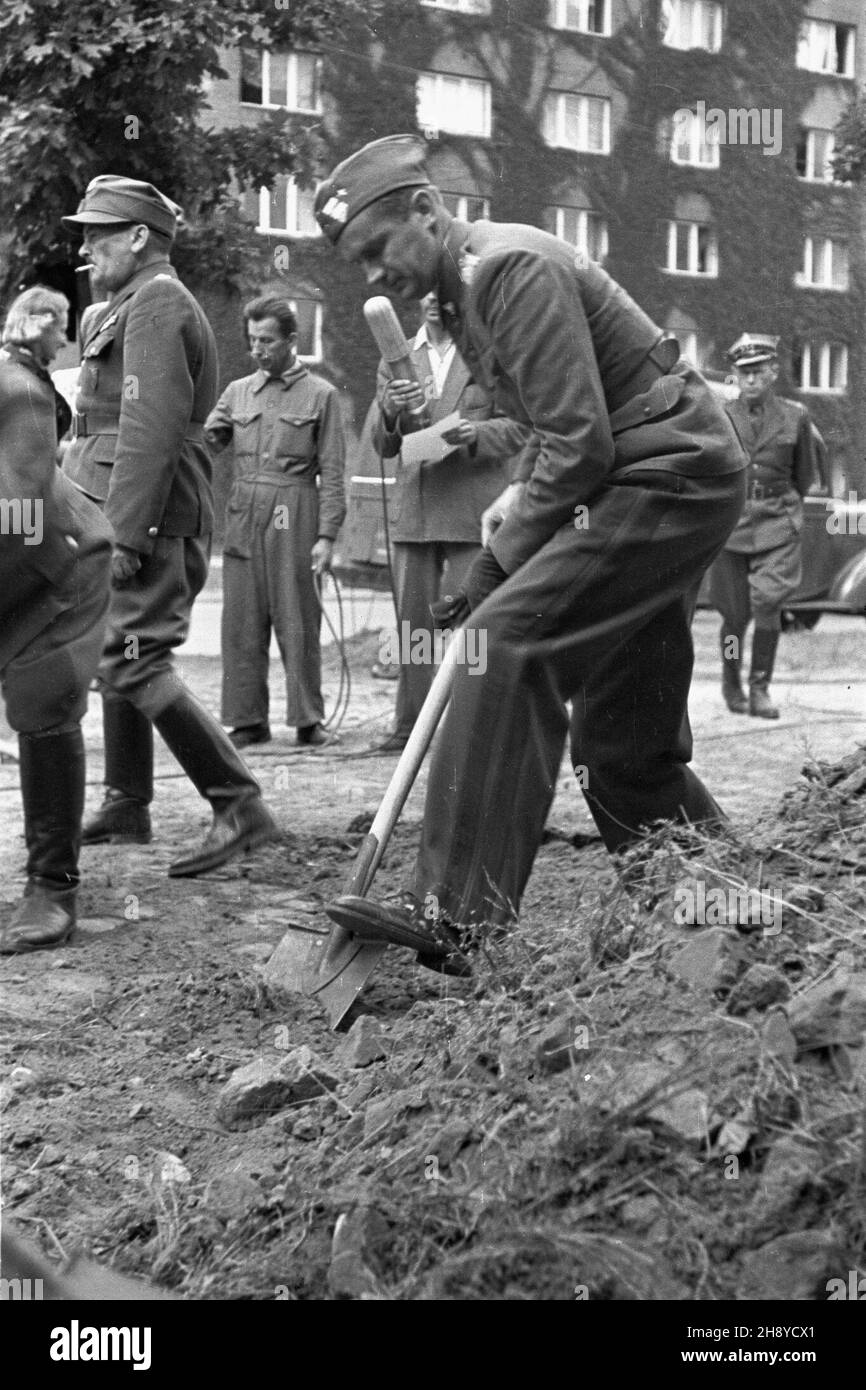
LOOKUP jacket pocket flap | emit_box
[609,375,685,437]
[230,410,263,427]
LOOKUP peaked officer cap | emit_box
[62,175,182,239]
[726,333,780,367]
[314,135,432,243]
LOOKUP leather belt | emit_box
[748,481,791,500]
[606,337,680,414]
[71,414,206,444]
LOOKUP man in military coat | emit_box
[0,287,112,952]
[61,175,276,876]
[313,135,747,976]
[204,295,346,749]
[708,334,821,718]
[372,292,527,751]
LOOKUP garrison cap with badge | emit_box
[62,175,182,239]
[314,135,432,242]
[726,334,779,368]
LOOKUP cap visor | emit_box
[61,211,133,229]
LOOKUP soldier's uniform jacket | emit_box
[722,394,818,555]
[0,346,112,670]
[62,262,218,553]
[437,220,745,575]
[204,363,346,558]
[372,331,528,544]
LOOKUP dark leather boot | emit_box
[749,629,780,719]
[82,694,153,843]
[719,625,748,713]
[153,693,277,877]
[0,730,83,953]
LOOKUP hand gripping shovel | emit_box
[264,635,461,1028]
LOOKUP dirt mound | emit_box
[4,742,865,1301]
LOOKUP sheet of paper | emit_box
[399,412,462,466]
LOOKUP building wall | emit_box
[202,0,865,490]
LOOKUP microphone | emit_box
[363,296,430,432]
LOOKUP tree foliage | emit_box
[832,88,866,184]
[0,0,379,293]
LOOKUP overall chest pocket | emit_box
[229,409,264,458]
[276,413,317,459]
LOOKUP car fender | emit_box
[829,547,866,612]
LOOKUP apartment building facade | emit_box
[205,0,866,490]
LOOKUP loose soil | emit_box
[1,617,865,1301]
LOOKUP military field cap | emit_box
[62,175,182,239]
[727,333,780,367]
[314,134,432,243]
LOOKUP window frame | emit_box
[416,70,492,138]
[543,92,612,154]
[420,0,491,12]
[240,48,323,113]
[247,177,322,239]
[662,0,724,53]
[291,298,324,364]
[548,205,609,261]
[796,19,856,77]
[796,235,849,290]
[548,0,610,37]
[663,218,719,276]
[795,340,848,393]
[670,109,720,168]
[795,127,838,182]
[440,192,491,220]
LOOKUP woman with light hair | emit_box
[0,285,113,954]
[1,284,72,440]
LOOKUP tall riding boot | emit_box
[749,628,780,719]
[82,693,153,843]
[153,692,277,877]
[719,625,748,714]
[0,729,84,953]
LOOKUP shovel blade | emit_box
[263,922,387,1028]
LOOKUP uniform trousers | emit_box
[708,538,802,634]
[392,540,479,736]
[412,466,746,927]
[221,480,323,729]
[97,533,210,719]
[2,532,111,735]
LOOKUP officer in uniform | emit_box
[313,135,747,975]
[61,176,276,876]
[204,294,347,749]
[0,287,113,952]
[372,292,528,751]
[708,334,820,719]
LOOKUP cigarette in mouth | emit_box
[75,264,93,274]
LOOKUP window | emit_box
[240,48,322,112]
[543,93,611,153]
[797,20,855,76]
[662,0,723,52]
[548,0,610,36]
[795,128,840,182]
[421,0,490,11]
[663,220,718,275]
[671,109,719,167]
[291,298,323,362]
[243,177,321,237]
[441,192,490,220]
[796,237,849,290]
[666,327,703,367]
[417,72,491,137]
[792,340,848,392]
[546,205,609,261]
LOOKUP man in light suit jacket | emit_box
[372,293,527,750]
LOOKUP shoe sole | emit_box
[0,928,73,954]
[325,897,463,962]
[168,819,278,878]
